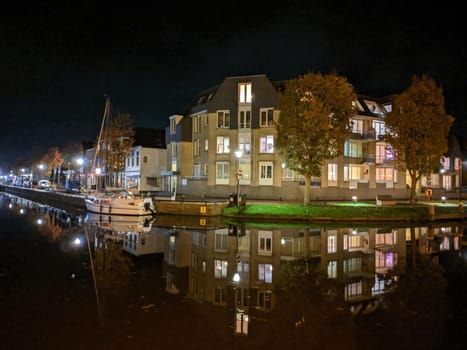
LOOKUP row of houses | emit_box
[81,74,465,201]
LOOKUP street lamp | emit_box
[235,150,243,206]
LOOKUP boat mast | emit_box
[92,95,114,190]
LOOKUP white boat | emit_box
[85,190,155,216]
[84,212,155,233]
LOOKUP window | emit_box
[327,261,337,278]
[259,135,274,153]
[214,259,228,279]
[214,286,226,305]
[239,109,251,129]
[214,229,228,252]
[344,257,362,273]
[260,108,274,127]
[170,118,176,134]
[216,136,230,154]
[193,164,201,177]
[259,162,273,186]
[143,155,149,164]
[258,230,272,255]
[216,162,229,185]
[204,164,208,176]
[217,111,230,128]
[239,83,252,103]
[376,167,394,182]
[135,151,140,167]
[376,144,386,164]
[193,139,200,156]
[193,115,200,133]
[257,291,272,310]
[442,175,452,191]
[204,139,208,151]
[344,141,362,157]
[171,142,177,157]
[345,281,362,300]
[327,231,337,253]
[238,134,251,155]
[373,121,385,139]
[351,119,363,134]
[258,263,273,283]
[328,163,337,185]
[343,165,361,181]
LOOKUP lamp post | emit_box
[235,150,243,206]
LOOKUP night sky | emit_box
[1,1,465,171]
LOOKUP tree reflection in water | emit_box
[1,193,466,350]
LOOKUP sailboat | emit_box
[84,96,156,216]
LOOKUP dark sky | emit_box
[1,1,465,171]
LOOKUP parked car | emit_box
[38,180,51,189]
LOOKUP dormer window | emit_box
[239,83,252,103]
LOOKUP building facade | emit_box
[166,73,461,202]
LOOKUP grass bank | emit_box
[223,201,465,222]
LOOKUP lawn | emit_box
[223,201,465,222]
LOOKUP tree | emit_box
[385,75,454,204]
[97,112,134,188]
[276,72,357,204]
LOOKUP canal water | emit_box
[1,192,466,350]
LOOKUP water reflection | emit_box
[1,192,466,349]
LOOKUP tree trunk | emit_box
[410,175,418,204]
[303,175,311,205]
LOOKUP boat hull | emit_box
[85,196,155,216]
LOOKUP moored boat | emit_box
[85,190,155,216]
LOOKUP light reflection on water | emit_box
[1,193,466,350]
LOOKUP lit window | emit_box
[216,136,230,154]
[214,259,228,279]
[259,135,274,153]
[239,83,252,103]
[258,263,273,283]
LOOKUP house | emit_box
[124,127,166,194]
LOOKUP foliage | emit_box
[40,147,63,182]
[276,72,357,204]
[385,75,454,204]
[265,257,356,349]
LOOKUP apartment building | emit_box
[166,74,461,201]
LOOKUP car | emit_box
[38,180,51,189]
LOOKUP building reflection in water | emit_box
[146,216,464,336]
[3,193,465,344]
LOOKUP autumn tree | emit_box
[385,75,454,204]
[276,72,357,204]
[40,147,63,184]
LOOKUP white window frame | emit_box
[328,163,337,186]
[260,108,274,127]
[216,162,230,185]
[216,136,230,154]
[217,110,230,128]
[239,108,251,129]
[239,83,252,103]
[259,135,274,153]
[258,230,272,255]
[259,162,273,185]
